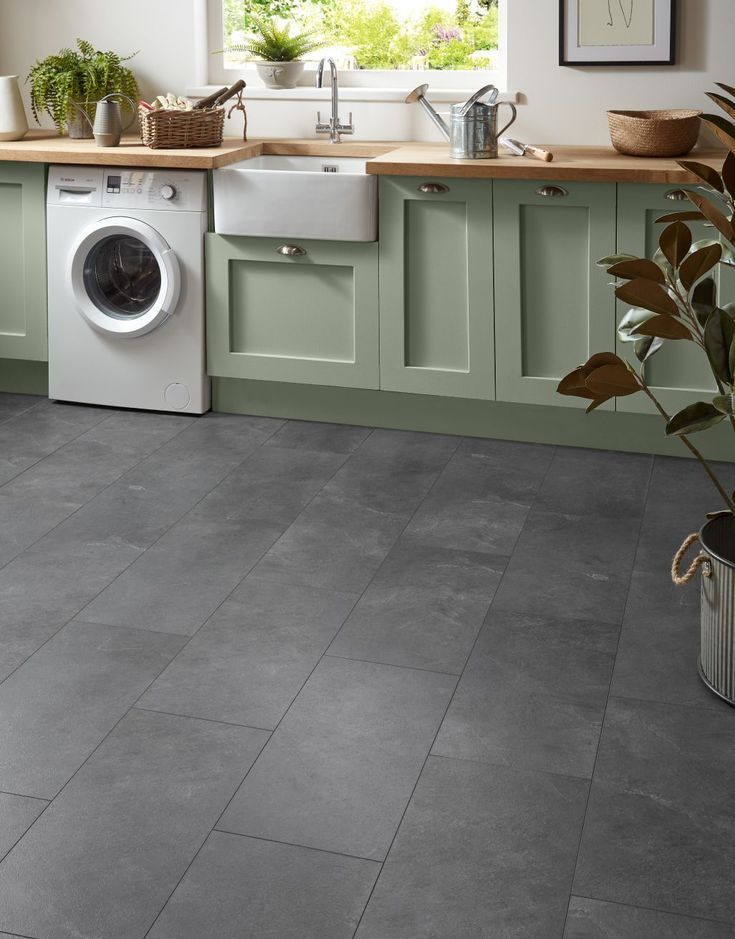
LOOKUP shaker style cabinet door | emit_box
[615,183,734,415]
[493,179,617,407]
[0,163,47,361]
[206,234,379,389]
[378,176,494,399]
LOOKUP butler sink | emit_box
[213,155,378,242]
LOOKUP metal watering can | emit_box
[406,83,517,159]
[71,94,137,147]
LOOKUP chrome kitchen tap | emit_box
[315,58,354,143]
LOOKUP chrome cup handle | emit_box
[496,102,517,140]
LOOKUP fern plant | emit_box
[230,17,321,62]
[27,38,139,133]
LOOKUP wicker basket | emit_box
[139,105,225,149]
[607,109,702,158]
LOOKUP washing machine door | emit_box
[70,217,182,338]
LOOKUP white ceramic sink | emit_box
[213,155,378,242]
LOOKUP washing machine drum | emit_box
[70,218,182,338]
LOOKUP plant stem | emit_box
[637,376,735,513]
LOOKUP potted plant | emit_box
[27,38,138,138]
[557,81,735,705]
[228,17,321,89]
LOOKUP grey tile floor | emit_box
[0,393,732,938]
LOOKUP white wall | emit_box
[0,0,730,146]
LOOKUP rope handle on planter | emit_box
[671,533,712,585]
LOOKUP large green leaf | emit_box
[596,253,637,268]
[666,402,726,436]
[704,307,735,384]
[713,393,735,416]
[634,315,691,340]
[700,114,735,155]
[557,366,597,400]
[659,221,692,267]
[678,159,724,193]
[706,92,735,124]
[716,82,735,100]
[692,277,718,328]
[617,307,655,343]
[615,279,678,317]
[655,211,705,224]
[607,258,665,283]
[585,364,641,398]
[679,243,723,291]
[685,189,735,241]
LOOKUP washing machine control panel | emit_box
[100,169,206,212]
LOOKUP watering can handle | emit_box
[103,94,138,132]
[496,102,517,139]
[68,100,94,133]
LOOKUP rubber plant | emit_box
[27,38,138,134]
[557,81,735,516]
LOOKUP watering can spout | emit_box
[405,84,450,140]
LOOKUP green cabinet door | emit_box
[378,176,494,399]
[494,179,617,407]
[0,163,47,361]
[206,234,379,389]
[616,183,735,415]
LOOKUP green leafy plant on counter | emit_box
[227,16,322,61]
[557,82,735,512]
[27,38,138,133]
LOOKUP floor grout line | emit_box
[560,453,655,937]
[132,705,274,734]
[212,829,383,865]
[570,891,735,929]
[323,652,461,678]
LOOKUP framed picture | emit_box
[560,0,676,66]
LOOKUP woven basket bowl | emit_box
[139,106,225,149]
[608,109,702,158]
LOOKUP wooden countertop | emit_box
[365,144,726,183]
[0,132,725,182]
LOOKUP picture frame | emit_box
[559,0,676,66]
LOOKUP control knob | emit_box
[160,184,177,201]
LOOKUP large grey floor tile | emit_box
[218,656,456,860]
[321,429,459,516]
[193,444,346,527]
[264,419,371,453]
[433,611,618,778]
[0,794,46,860]
[0,621,185,799]
[78,516,283,636]
[328,541,503,673]
[564,897,735,938]
[536,447,652,519]
[611,568,717,709]
[139,578,358,728]
[574,697,735,924]
[356,755,588,939]
[492,509,639,624]
[149,831,379,939]
[0,709,268,939]
[0,401,107,486]
[0,393,41,424]
[445,437,556,503]
[252,493,407,594]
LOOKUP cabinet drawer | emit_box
[494,179,617,407]
[379,176,494,400]
[206,235,379,389]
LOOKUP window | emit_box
[207,0,505,88]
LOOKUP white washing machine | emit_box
[47,165,210,413]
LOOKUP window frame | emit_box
[203,0,507,91]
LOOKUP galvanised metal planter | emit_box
[673,515,735,706]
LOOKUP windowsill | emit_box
[186,85,520,104]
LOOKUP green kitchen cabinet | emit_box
[378,176,494,399]
[0,163,47,361]
[493,179,617,407]
[615,183,735,416]
[206,234,379,389]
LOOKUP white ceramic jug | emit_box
[0,76,28,141]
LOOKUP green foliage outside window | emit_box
[222,0,499,70]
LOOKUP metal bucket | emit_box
[698,516,735,705]
[448,101,517,160]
